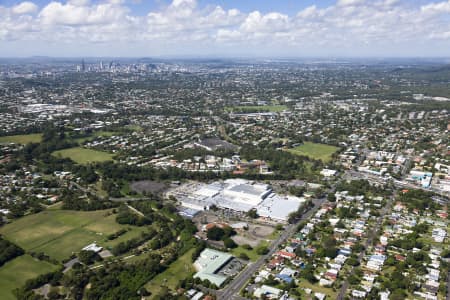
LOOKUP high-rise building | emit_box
[81,59,85,72]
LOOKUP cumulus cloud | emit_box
[421,0,450,14]
[337,0,365,7]
[1,0,450,56]
[39,1,129,26]
[12,2,38,14]
[240,11,289,34]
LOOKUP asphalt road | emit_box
[344,170,449,199]
[218,197,326,300]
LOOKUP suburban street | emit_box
[218,197,326,300]
[336,194,395,300]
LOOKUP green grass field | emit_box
[0,133,42,144]
[230,240,270,262]
[145,248,196,297]
[52,147,114,164]
[230,245,259,261]
[0,209,141,261]
[298,280,337,299]
[124,125,143,132]
[287,142,339,162]
[0,255,59,300]
[225,105,288,113]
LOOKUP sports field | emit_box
[225,105,288,113]
[145,248,195,297]
[52,147,114,164]
[287,142,339,162]
[0,133,42,144]
[0,255,59,300]
[0,209,142,261]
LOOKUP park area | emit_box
[144,248,196,297]
[0,208,146,261]
[0,133,42,144]
[0,255,59,300]
[52,147,114,164]
[287,142,339,162]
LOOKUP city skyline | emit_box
[1,0,450,57]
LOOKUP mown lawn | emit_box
[52,147,114,164]
[0,133,42,144]
[287,142,339,162]
[0,255,59,300]
[230,245,260,261]
[230,240,270,262]
[298,279,338,299]
[145,248,196,297]
[0,209,142,261]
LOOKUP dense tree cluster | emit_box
[78,250,102,265]
[206,225,236,241]
[398,189,440,212]
[336,179,390,197]
[14,269,63,300]
[74,255,163,300]
[60,189,118,211]
[246,208,259,219]
[115,205,152,226]
[111,230,157,256]
[240,144,321,180]
[0,236,24,267]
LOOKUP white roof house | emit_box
[82,243,103,253]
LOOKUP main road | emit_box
[218,197,326,300]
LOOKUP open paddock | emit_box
[0,133,42,144]
[0,209,144,261]
[52,147,114,164]
[287,142,339,162]
[0,255,59,300]
[145,248,196,297]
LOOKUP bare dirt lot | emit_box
[130,180,167,194]
[232,223,274,247]
[192,211,275,248]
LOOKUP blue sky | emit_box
[0,0,338,15]
[6,0,433,14]
[1,0,450,57]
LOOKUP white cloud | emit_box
[12,2,38,14]
[421,0,450,14]
[39,1,129,26]
[297,5,322,19]
[336,0,365,7]
[240,11,289,33]
[1,0,450,56]
[67,0,90,6]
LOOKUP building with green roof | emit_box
[193,248,234,287]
